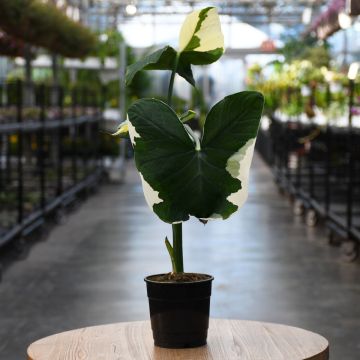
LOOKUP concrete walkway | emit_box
[0,154,359,359]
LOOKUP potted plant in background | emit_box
[113,7,264,349]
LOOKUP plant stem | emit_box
[172,223,184,273]
[166,53,184,273]
[167,55,179,106]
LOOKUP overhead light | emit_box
[338,11,352,29]
[56,0,65,7]
[325,70,334,83]
[66,6,73,18]
[99,33,108,42]
[72,7,80,21]
[348,62,359,80]
[302,8,312,25]
[321,67,334,82]
[126,4,137,16]
[325,72,334,83]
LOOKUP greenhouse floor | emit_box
[1,153,360,360]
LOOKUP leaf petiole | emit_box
[179,110,196,123]
[165,237,176,273]
[184,124,201,151]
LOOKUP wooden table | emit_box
[27,319,329,360]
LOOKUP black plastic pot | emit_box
[144,274,214,349]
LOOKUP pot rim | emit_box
[144,273,214,285]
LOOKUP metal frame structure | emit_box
[63,0,328,29]
[256,79,360,261]
[0,80,105,252]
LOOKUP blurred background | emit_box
[0,1,360,359]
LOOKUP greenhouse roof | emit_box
[119,14,272,49]
[67,0,328,29]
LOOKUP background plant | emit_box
[247,55,348,122]
[0,0,96,58]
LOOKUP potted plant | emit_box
[113,7,264,349]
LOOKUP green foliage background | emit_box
[0,0,97,58]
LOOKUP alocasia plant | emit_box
[114,7,264,274]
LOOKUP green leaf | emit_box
[125,7,225,87]
[179,7,224,65]
[127,91,264,223]
[125,46,195,86]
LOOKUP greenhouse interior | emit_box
[0,0,360,359]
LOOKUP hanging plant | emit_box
[0,0,97,58]
[0,31,28,57]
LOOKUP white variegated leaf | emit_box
[179,7,224,53]
[111,119,129,137]
[125,7,224,87]
[225,139,255,209]
[126,92,264,224]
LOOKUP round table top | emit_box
[27,319,329,360]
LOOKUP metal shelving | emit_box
[0,80,105,249]
[256,79,360,260]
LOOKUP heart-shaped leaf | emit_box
[125,7,224,87]
[127,91,264,224]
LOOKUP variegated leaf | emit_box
[125,7,224,87]
[127,91,264,223]
[179,7,224,65]
[111,119,129,137]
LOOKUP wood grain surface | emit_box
[27,319,329,360]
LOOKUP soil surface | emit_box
[148,273,212,283]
